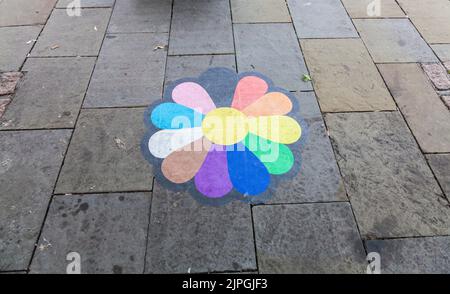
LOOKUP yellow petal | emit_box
[247,116,301,144]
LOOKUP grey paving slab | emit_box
[342,0,405,18]
[378,63,450,153]
[0,130,71,271]
[325,112,450,239]
[145,181,256,273]
[235,23,312,91]
[30,192,151,274]
[0,26,42,72]
[288,0,358,38]
[267,92,347,204]
[301,39,395,112]
[366,236,450,274]
[431,44,450,62]
[0,0,57,26]
[108,0,171,33]
[56,0,115,8]
[231,0,291,23]
[426,154,450,198]
[354,19,438,63]
[31,8,111,57]
[169,0,234,55]
[84,33,168,108]
[0,57,95,130]
[164,55,236,95]
[55,108,153,194]
[253,203,366,274]
[0,57,95,129]
[398,0,450,44]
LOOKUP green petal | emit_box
[243,133,294,175]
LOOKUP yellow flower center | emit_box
[202,107,248,145]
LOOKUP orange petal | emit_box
[231,76,268,110]
[161,138,212,183]
[242,92,293,117]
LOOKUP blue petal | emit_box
[150,103,204,129]
[227,143,270,195]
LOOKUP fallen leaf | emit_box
[302,74,312,82]
[153,45,165,51]
[38,237,52,251]
[50,44,60,50]
[1,119,12,127]
[114,137,126,149]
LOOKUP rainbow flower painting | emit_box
[141,68,308,205]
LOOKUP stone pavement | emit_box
[0,0,449,274]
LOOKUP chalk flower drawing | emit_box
[141,68,307,205]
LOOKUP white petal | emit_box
[148,127,204,158]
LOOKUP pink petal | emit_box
[172,82,216,114]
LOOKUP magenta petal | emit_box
[194,146,233,198]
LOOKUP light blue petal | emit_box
[150,103,204,129]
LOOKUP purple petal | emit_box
[194,145,232,198]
